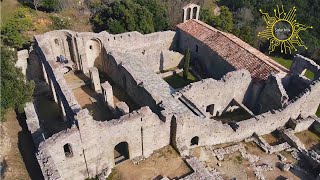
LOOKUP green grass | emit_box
[163,71,198,89]
[272,56,315,80]
[1,0,20,25]
[316,105,320,117]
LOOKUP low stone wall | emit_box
[175,80,320,155]
[287,117,315,133]
[181,157,222,180]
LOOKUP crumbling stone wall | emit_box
[290,54,320,80]
[75,107,170,177]
[29,27,320,180]
[179,70,251,116]
[174,80,320,155]
[37,126,87,180]
[257,73,289,113]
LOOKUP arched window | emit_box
[89,45,93,50]
[187,8,191,20]
[193,7,197,19]
[196,45,199,53]
[63,143,73,157]
[54,39,59,45]
[191,136,199,146]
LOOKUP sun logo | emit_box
[258,5,313,54]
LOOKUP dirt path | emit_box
[0,109,43,180]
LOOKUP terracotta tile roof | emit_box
[176,20,289,82]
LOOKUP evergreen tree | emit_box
[1,46,35,121]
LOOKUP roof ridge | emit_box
[192,20,289,73]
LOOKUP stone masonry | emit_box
[22,4,320,179]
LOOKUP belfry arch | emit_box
[182,3,200,22]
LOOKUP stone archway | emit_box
[114,142,129,165]
[85,39,102,69]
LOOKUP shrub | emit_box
[1,8,34,49]
[49,15,71,30]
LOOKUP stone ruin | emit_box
[18,4,320,180]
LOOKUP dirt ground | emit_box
[295,130,320,150]
[0,109,43,180]
[115,146,192,180]
[191,141,314,180]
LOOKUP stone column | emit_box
[196,6,200,20]
[88,67,101,92]
[183,8,187,22]
[116,101,129,115]
[59,98,67,122]
[101,81,114,108]
[42,63,49,84]
[50,79,58,103]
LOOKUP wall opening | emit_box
[54,39,59,45]
[193,7,197,19]
[206,104,215,115]
[63,143,73,157]
[85,39,102,68]
[66,36,75,63]
[186,8,191,20]
[302,69,315,80]
[190,136,199,146]
[196,45,199,53]
[114,142,129,165]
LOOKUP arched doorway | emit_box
[85,39,102,69]
[190,136,199,146]
[114,142,129,165]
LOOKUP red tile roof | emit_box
[177,20,289,82]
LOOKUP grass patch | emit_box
[163,71,198,89]
[1,0,20,25]
[317,105,320,117]
[272,56,293,69]
[272,56,315,80]
[234,155,243,164]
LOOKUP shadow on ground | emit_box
[16,110,44,180]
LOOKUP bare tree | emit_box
[33,0,43,11]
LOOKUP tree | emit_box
[1,46,35,121]
[33,0,43,11]
[183,48,191,79]
[1,8,34,49]
[90,0,157,34]
[200,6,233,32]
[134,0,169,31]
[213,6,233,32]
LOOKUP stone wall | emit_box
[76,107,170,177]
[257,73,289,114]
[177,28,235,80]
[37,126,87,180]
[179,70,251,116]
[174,80,320,155]
[290,54,320,80]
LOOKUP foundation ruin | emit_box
[20,4,320,180]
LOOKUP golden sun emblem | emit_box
[258,5,313,54]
